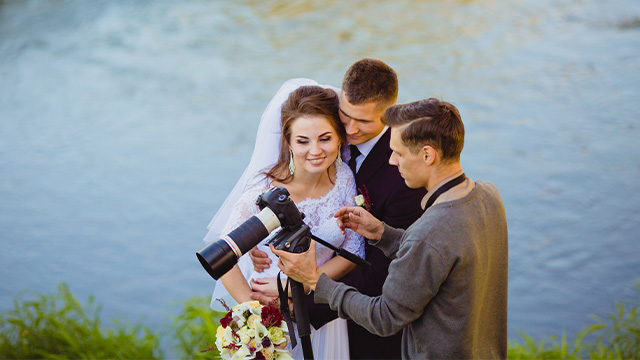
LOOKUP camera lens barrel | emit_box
[197,207,280,280]
[196,240,238,280]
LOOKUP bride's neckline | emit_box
[269,165,343,205]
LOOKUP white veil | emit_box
[203,78,340,310]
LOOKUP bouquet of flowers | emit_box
[205,300,293,360]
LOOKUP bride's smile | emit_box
[307,156,326,165]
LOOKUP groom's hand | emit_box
[249,247,271,272]
[334,206,384,240]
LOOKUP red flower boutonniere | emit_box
[354,185,373,212]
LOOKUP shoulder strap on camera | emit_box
[277,272,297,349]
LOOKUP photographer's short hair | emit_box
[341,58,398,111]
[383,98,465,163]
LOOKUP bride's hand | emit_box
[249,248,271,272]
[250,278,280,298]
[250,278,281,307]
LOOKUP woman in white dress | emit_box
[203,79,364,359]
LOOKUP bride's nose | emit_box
[309,142,322,155]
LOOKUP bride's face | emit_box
[288,115,340,176]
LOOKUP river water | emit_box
[1,0,639,351]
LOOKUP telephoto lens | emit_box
[197,206,280,280]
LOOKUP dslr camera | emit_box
[197,186,311,280]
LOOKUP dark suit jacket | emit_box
[306,128,427,359]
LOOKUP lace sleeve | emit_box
[337,166,365,259]
[209,178,268,311]
[220,179,266,235]
[218,176,270,280]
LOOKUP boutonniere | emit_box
[354,185,373,212]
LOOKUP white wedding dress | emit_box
[217,162,364,360]
[203,78,361,359]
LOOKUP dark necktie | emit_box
[348,145,361,174]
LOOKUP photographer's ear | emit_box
[422,145,437,166]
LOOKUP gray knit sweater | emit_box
[315,181,508,359]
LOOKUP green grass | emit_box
[1,282,638,359]
[0,283,161,359]
[170,296,223,359]
[508,283,640,359]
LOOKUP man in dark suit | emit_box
[251,58,426,359]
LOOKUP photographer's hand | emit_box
[334,206,384,240]
[270,241,321,291]
[248,247,271,272]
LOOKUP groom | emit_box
[250,58,426,359]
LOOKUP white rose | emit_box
[247,315,260,328]
[354,194,365,207]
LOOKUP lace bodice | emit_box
[221,162,365,280]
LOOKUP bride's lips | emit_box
[307,157,326,165]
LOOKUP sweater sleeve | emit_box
[315,229,449,337]
[372,223,405,259]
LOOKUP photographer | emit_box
[272,98,509,359]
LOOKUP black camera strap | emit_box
[423,173,467,210]
[277,272,297,349]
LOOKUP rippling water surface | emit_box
[1,0,639,351]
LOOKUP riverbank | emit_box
[1,283,637,359]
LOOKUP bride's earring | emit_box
[289,150,295,175]
[335,144,342,168]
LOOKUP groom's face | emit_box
[339,92,387,145]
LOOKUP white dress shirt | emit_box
[347,126,389,173]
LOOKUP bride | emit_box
[202,79,364,359]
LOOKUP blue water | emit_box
[1,0,639,353]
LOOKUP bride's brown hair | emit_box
[265,85,346,184]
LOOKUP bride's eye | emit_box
[297,140,309,144]
[320,136,332,142]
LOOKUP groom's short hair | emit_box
[341,58,398,111]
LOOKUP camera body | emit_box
[255,186,304,231]
[197,186,309,280]
[257,186,311,254]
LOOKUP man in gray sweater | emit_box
[272,98,508,359]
